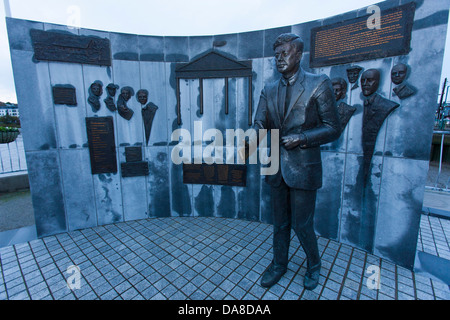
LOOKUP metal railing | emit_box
[0,134,27,174]
[429,130,450,191]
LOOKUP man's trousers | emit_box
[271,178,321,271]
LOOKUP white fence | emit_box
[0,134,27,174]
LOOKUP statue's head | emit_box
[331,78,348,101]
[106,83,119,97]
[391,63,408,85]
[361,69,380,97]
[90,82,103,97]
[120,87,134,101]
[346,66,363,84]
[273,33,304,77]
[137,89,149,105]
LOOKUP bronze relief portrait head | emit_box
[90,82,103,97]
[391,63,408,85]
[361,69,380,97]
[137,89,149,105]
[331,78,348,101]
[346,66,363,84]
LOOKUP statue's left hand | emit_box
[281,134,305,150]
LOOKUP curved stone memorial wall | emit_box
[6,0,449,269]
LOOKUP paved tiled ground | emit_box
[418,214,450,260]
[0,216,449,300]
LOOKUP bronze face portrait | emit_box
[361,69,380,97]
[90,82,103,97]
[120,87,133,101]
[331,78,347,101]
[106,83,118,97]
[391,63,408,85]
[137,89,149,105]
[346,66,363,84]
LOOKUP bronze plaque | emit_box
[86,117,117,174]
[183,163,247,187]
[31,29,111,66]
[121,162,149,177]
[53,86,77,106]
[310,3,415,68]
[125,146,142,162]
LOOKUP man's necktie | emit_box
[284,82,292,119]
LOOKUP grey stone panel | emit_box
[138,35,165,61]
[189,36,214,60]
[49,61,88,149]
[169,148,193,217]
[79,27,110,39]
[235,77,251,131]
[93,171,124,226]
[26,150,66,237]
[262,56,278,86]
[139,61,168,145]
[213,33,238,58]
[145,146,171,218]
[339,153,383,253]
[409,0,450,32]
[110,32,139,61]
[166,62,184,135]
[216,77,237,136]
[59,149,97,231]
[6,17,43,52]
[164,36,189,62]
[118,147,148,221]
[374,157,428,270]
[237,164,260,222]
[9,50,58,151]
[247,58,265,128]
[216,185,237,219]
[176,78,194,135]
[194,184,215,217]
[237,30,264,60]
[315,152,345,241]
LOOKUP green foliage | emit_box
[0,126,19,132]
[0,114,20,128]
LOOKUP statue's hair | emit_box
[273,33,304,54]
[362,68,380,81]
[331,77,348,91]
[137,89,149,96]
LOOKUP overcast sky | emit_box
[1,0,449,103]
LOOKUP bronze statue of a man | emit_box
[253,33,341,290]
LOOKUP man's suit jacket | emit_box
[254,68,341,190]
